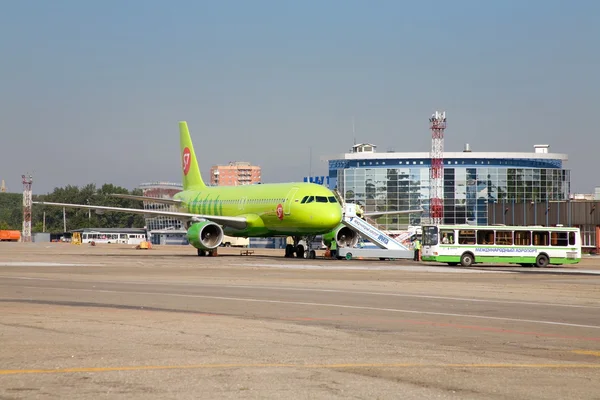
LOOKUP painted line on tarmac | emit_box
[0,262,104,267]
[1,276,599,310]
[233,263,514,273]
[573,350,600,357]
[9,285,600,330]
[193,283,600,310]
[1,362,599,376]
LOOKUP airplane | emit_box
[34,121,422,259]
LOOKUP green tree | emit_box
[0,193,22,229]
[0,183,151,233]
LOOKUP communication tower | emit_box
[429,111,446,225]
[1,179,6,192]
[22,174,33,242]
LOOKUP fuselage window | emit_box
[315,196,328,203]
[306,196,315,203]
[328,196,337,203]
[301,196,309,204]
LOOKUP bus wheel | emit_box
[460,253,474,267]
[535,254,549,268]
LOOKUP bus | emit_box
[421,224,581,267]
[81,231,147,245]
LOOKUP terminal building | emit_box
[325,143,570,231]
[139,182,188,245]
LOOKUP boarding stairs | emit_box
[338,203,414,260]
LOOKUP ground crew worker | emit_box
[355,203,365,219]
[413,238,421,261]
[330,238,338,259]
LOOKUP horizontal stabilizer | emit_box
[109,193,183,205]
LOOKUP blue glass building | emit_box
[326,144,570,230]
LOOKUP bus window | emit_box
[495,231,513,245]
[422,226,438,246]
[515,231,531,246]
[476,230,494,245]
[569,231,576,246]
[533,231,549,246]
[440,229,454,244]
[458,230,476,245]
[550,231,568,246]
[315,196,328,203]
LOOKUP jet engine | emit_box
[322,225,359,248]
[186,221,224,250]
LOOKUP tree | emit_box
[0,193,22,229]
[17,183,150,233]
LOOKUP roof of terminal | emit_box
[326,151,568,162]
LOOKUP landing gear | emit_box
[284,244,295,258]
[284,236,317,259]
[296,243,305,258]
[197,249,217,257]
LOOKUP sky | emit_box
[1,0,598,194]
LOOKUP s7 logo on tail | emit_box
[182,147,191,175]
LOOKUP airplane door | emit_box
[238,197,247,211]
[284,187,299,215]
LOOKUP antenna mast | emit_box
[309,146,312,179]
[22,174,33,242]
[429,111,446,225]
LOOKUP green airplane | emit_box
[34,122,342,258]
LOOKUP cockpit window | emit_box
[300,196,308,204]
[315,196,328,203]
[305,196,315,203]
[328,196,337,203]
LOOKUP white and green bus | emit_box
[421,224,581,267]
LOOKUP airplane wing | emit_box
[109,193,183,205]
[33,201,248,230]
[364,209,425,217]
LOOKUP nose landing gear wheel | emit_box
[304,250,317,259]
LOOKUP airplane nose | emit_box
[326,206,343,227]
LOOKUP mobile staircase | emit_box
[337,203,417,260]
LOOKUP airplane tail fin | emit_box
[179,121,207,191]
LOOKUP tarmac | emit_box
[0,242,599,399]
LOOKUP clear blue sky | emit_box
[1,0,598,194]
